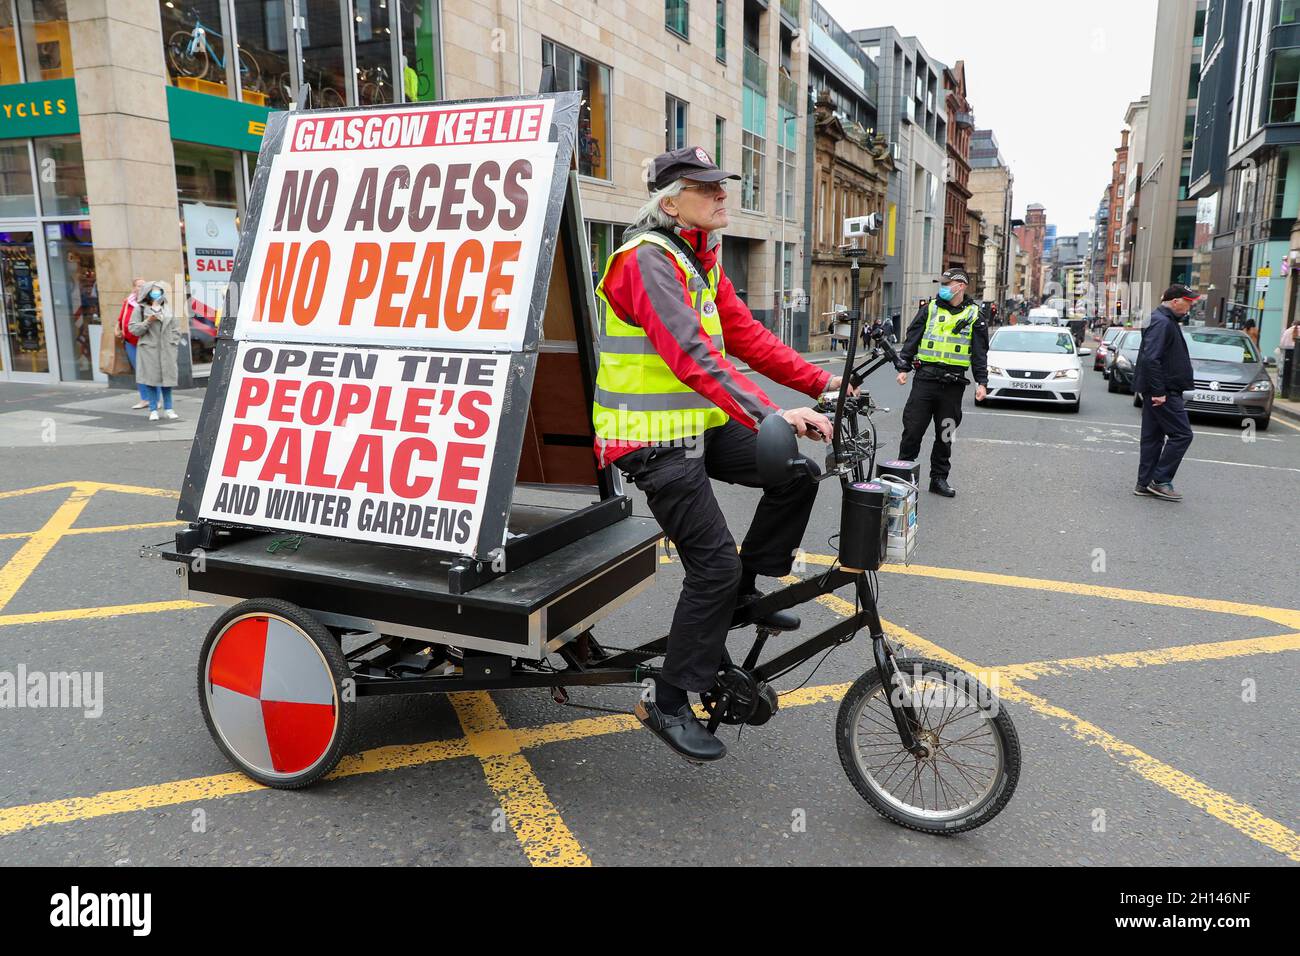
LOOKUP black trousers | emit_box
[1137,393,1193,486]
[616,420,821,692]
[898,377,966,481]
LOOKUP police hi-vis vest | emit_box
[592,231,729,443]
[917,299,979,368]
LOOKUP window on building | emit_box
[160,1,230,95]
[34,135,87,216]
[776,106,795,218]
[0,141,35,216]
[1111,253,1119,267]
[1188,63,1200,100]
[1193,7,1206,46]
[741,84,765,211]
[1,1,22,85]
[354,0,394,105]
[1183,112,1196,150]
[1173,213,1196,250]
[1274,150,1291,219]
[715,0,726,61]
[667,0,689,40]
[1179,157,1192,200]
[544,38,612,180]
[715,115,725,168]
[232,0,293,109]
[17,0,73,82]
[300,3,348,107]
[1269,48,1299,124]
[400,0,442,102]
[1282,0,1300,23]
[666,94,688,150]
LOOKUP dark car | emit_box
[1106,329,1142,393]
[1095,325,1125,373]
[1131,327,1274,429]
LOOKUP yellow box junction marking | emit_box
[0,482,1298,863]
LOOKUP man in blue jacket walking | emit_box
[1133,285,1199,501]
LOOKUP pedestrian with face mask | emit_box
[127,282,182,421]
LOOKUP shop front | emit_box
[0,76,95,383]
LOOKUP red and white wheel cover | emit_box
[206,614,338,776]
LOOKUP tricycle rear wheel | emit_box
[198,598,356,789]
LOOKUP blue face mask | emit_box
[937,285,955,302]
[148,290,162,301]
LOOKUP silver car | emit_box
[1158,328,1275,430]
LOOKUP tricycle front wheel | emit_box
[198,598,356,788]
[836,657,1020,834]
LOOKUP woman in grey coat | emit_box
[127,281,182,420]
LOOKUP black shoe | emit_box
[1133,483,1155,497]
[634,699,726,763]
[929,478,956,497]
[1147,481,1182,501]
[732,587,801,631]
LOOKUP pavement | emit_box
[0,346,1298,866]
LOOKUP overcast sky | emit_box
[818,0,1160,237]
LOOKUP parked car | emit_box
[1095,325,1126,373]
[979,325,1083,412]
[1026,306,1062,326]
[1132,327,1274,429]
[1106,329,1142,393]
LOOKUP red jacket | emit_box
[595,227,829,466]
[117,294,140,346]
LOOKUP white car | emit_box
[979,326,1083,412]
[1025,307,1062,326]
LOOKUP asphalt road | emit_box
[1,351,1297,866]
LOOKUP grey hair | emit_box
[630,179,688,233]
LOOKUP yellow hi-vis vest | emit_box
[592,231,729,444]
[917,300,979,367]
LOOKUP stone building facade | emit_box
[807,94,894,351]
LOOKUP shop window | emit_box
[45,219,97,381]
[34,135,86,216]
[300,3,347,107]
[543,38,611,180]
[399,0,441,101]
[160,1,232,96]
[1,1,21,85]
[231,0,291,109]
[354,0,393,105]
[174,141,237,206]
[0,141,35,217]
[17,0,72,81]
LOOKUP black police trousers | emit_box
[899,376,966,481]
[616,419,821,692]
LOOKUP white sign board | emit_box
[182,203,239,322]
[233,101,557,351]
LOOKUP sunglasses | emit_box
[681,182,728,197]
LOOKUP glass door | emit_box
[0,228,56,382]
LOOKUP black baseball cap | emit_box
[1161,283,1202,301]
[647,146,741,193]
[939,269,970,284]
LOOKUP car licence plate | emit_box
[1015,382,1043,389]
[1191,390,1235,404]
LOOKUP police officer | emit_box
[894,269,989,497]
